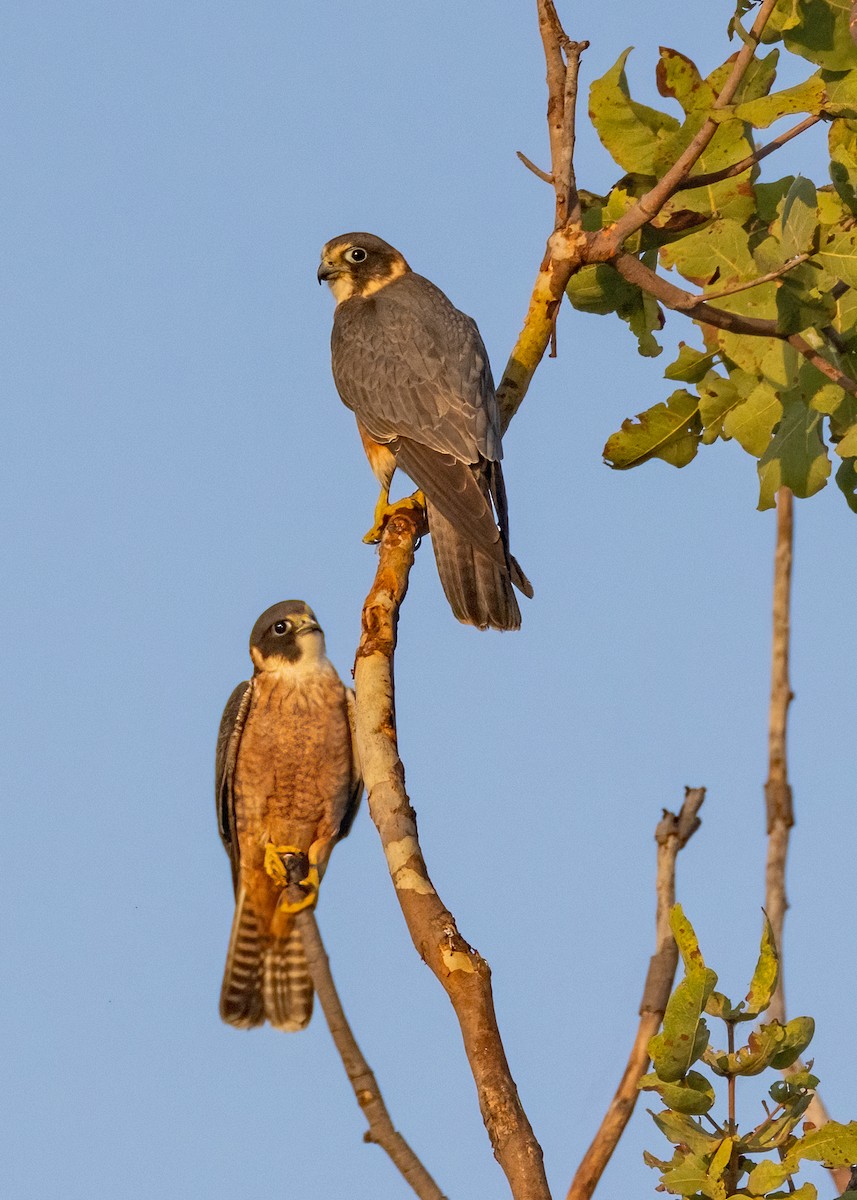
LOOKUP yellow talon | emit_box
[276,865,320,914]
[362,490,427,544]
[263,842,305,885]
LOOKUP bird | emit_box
[318,232,533,631]
[215,600,362,1031]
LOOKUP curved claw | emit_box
[363,491,427,544]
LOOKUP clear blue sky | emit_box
[3,3,854,1197]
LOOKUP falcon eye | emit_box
[273,620,292,636]
[345,247,367,264]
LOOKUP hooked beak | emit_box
[317,260,339,284]
[295,616,322,636]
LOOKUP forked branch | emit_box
[352,509,551,1200]
[566,787,706,1200]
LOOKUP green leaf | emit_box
[565,262,664,356]
[639,1070,716,1115]
[779,176,818,257]
[770,1015,815,1067]
[661,218,757,285]
[744,1097,813,1150]
[604,390,701,471]
[757,401,831,509]
[723,382,784,456]
[665,343,718,382]
[797,1122,857,1167]
[699,375,745,444]
[734,73,824,127]
[835,455,857,509]
[649,906,717,1082]
[744,914,780,1017]
[817,228,857,288]
[589,49,681,174]
[829,119,857,213]
[746,1158,793,1194]
[652,1109,724,1155]
[767,0,857,71]
[769,1068,820,1103]
[823,68,857,117]
[662,1156,727,1200]
[836,423,857,456]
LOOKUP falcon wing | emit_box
[335,688,363,843]
[215,680,253,892]
[331,272,502,466]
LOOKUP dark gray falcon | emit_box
[318,232,533,631]
[216,601,362,1031]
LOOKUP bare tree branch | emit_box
[612,255,857,398]
[787,334,857,398]
[592,0,782,253]
[294,907,448,1200]
[675,115,822,192]
[761,492,851,1193]
[555,40,590,228]
[611,253,781,337]
[517,150,554,184]
[352,508,551,1200]
[566,788,706,1200]
[692,255,810,306]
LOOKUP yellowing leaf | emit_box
[590,49,680,174]
[604,390,701,470]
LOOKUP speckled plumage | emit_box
[216,601,361,1031]
[319,233,533,631]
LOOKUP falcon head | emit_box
[249,600,325,670]
[318,233,410,303]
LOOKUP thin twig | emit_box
[294,908,448,1200]
[612,254,857,398]
[675,115,821,192]
[787,333,857,398]
[593,0,782,253]
[611,253,780,336]
[352,509,551,1200]
[761,493,851,1193]
[566,788,706,1200]
[517,150,554,185]
[685,255,810,307]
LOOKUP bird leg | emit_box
[264,842,319,914]
[362,488,427,544]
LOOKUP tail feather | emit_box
[219,888,265,1029]
[220,891,314,1032]
[262,925,314,1033]
[429,502,522,630]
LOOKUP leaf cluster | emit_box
[640,906,857,1200]
[567,1,857,510]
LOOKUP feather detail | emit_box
[219,887,265,1029]
[428,502,522,630]
[262,925,314,1032]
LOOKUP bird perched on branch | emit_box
[318,232,533,631]
[215,601,362,1031]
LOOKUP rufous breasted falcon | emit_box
[318,233,533,632]
[216,601,362,1031]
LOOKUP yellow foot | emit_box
[263,843,304,886]
[276,865,320,914]
[362,491,427,544]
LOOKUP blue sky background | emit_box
[3,3,854,1197]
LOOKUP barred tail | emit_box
[262,925,314,1032]
[220,892,314,1032]
[219,887,265,1029]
